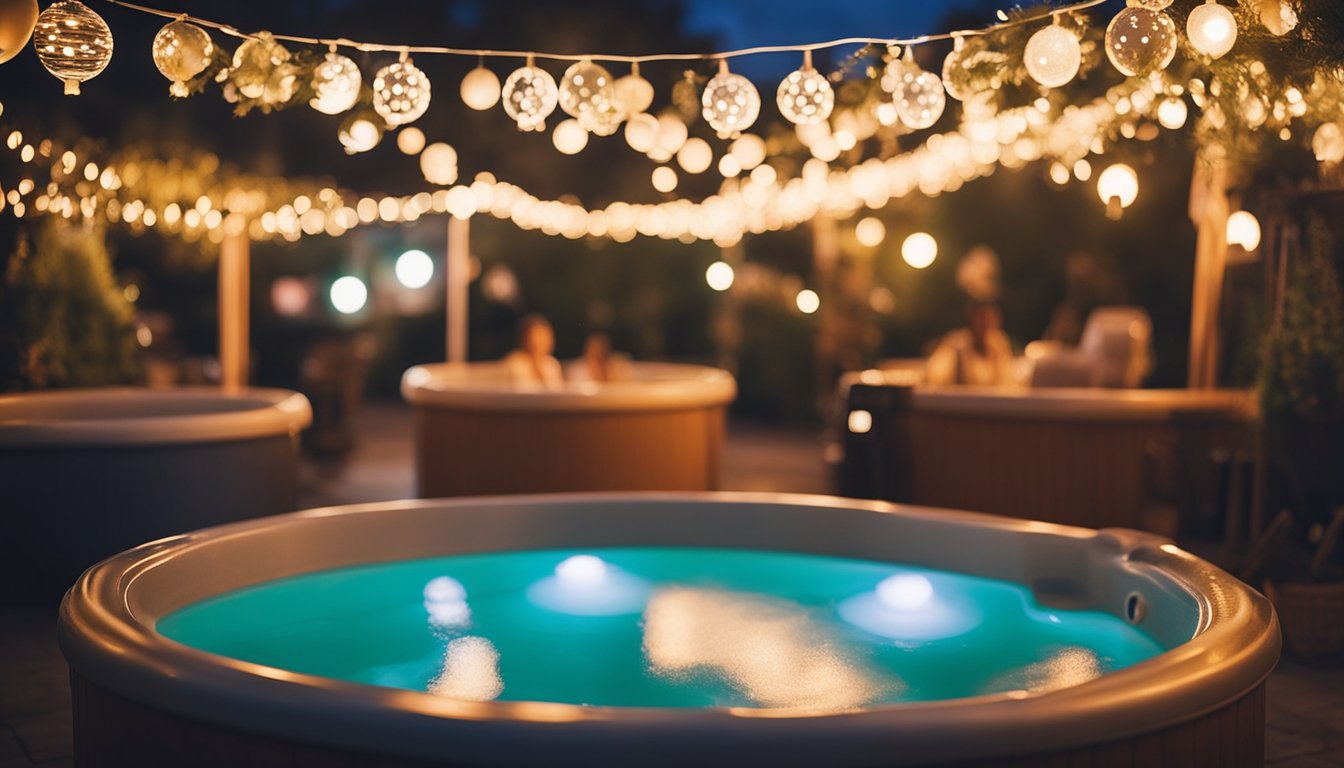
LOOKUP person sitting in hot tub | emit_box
[502,314,564,389]
[567,333,633,384]
[925,301,1014,386]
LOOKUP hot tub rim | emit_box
[59,492,1280,765]
[0,387,313,447]
[401,362,737,412]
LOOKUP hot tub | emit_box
[60,493,1278,767]
[837,371,1259,533]
[0,387,311,602]
[402,362,735,496]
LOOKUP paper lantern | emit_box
[460,65,501,111]
[1105,7,1177,78]
[152,20,213,92]
[702,61,760,138]
[310,51,361,115]
[0,0,37,65]
[501,63,558,132]
[1024,23,1081,89]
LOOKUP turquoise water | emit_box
[158,548,1165,710]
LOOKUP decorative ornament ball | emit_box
[941,39,1008,101]
[558,59,615,122]
[230,33,297,106]
[152,20,212,87]
[373,58,432,127]
[676,136,712,174]
[893,63,946,130]
[310,51,361,115]
[583,102,623,136]
[501,64,558,132]
[1024,24,1082,89]
[1156,96,1188,129]
[776,66,833,126]
[702,68,760,138]
[460,65,501,111]
[33,0,112,94]
[1126,0,1173,9]
[1105,6,1178,77]
[1313,123,1344,164]
[339,114,382,155]
[0,0,37,66]
[1187,2,1238,59]
[1256,0,1298,36]
[613,72,654,116]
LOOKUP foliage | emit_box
[1259,212,1344,424]
[0,220,142,390]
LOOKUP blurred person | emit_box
[502,314,563,389]
[568,333,632,383]
[925,301,1014,386]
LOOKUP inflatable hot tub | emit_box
[60,493,1278,767]
[401,362,735,497]
[0,387,311,602]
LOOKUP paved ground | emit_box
[2,401,1341,766]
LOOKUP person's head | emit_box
[517,314,555,357]
[966,301,1002,346]
[584,333,611,362]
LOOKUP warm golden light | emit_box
[902,232,938,269]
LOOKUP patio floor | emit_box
[2,400,1341,766]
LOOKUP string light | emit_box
[552,118,588,155]
[1024,17,1082,89]
[1105,6,1178,78]
[372,55,432,127]
[558,59,616,130]
[613,63,654,116]
[460,64,501,111]
[310,50,361,115]
[702,60,761,139]
[776,50,833,126]
[891,48,946,130]
[501,59,558,132]
[151,19,213,96]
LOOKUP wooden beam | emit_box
[218,227,250,391]
[445,215,470,363]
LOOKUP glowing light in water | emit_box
[876,574,933,610]
[838,572,981,642]
[527,554,650,615]
[429,636,503,701]
[643,587,891,710]
[423,576,470,629]
[983,647,1101,695]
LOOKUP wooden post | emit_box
[1187,160,1230,389]
[445,215,470,363]
[218,226,250,391]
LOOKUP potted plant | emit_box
[1251,211,1344,661]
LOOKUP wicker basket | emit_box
[1264,579,1344,662]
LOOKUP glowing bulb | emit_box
[654,113,689,154]
[902,232,938,269]
[395,249,434,288]
[729,134,767,170]
[776,63,834,126]
[651,165,678,193]
[501,64,558,132]
[396,126,426,155]
[624,112,659,152]
[310,52,361,115]
[614,70,654,115]
[1157,97,1188,129]
[460,65,501,110]
[676,137,712,174]
[1024,23,1082,89]
[552,118,589,155]
[706,260,735,291]
[556,555,608,586]
[847,409,873,434]
[876,574,934,611]
[330,276,368,314]
[339,117,382,155]
[419,142,458,185]
[796,288,820,314]
[423,576,467,604]
[1097,163,1139,211]
[855,217,885,247]
[702,62,761,138]
[1227,210,1261,251]
[372,58,432,127]
[1187,1,1238,59]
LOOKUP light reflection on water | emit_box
[157,548,1166,709]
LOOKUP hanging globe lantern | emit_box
[501,60,558,132]
[0,0,39,66]
[151,19,213,97]
[552,118,589,155]
[613,63,654,116]
[1024,21,1081,89]
[460,64,501,111]
[373,55,431,127]
[624,112,659,153]
[310,50,361,115]
[776,51,833,126]
[702,60,760,138]
[1187,1,1238,59]
[1105,6,1178,78]
[33,0,113,95]
[339,111,383,155]
[420,142,459,185]
[558,58,616,130]
[229,32,297,107]
[890,50,946,131]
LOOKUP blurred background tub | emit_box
[59,493,1278,767]
[0,387,311,602]
[835,371,1259,535]
[402,362,736,497]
